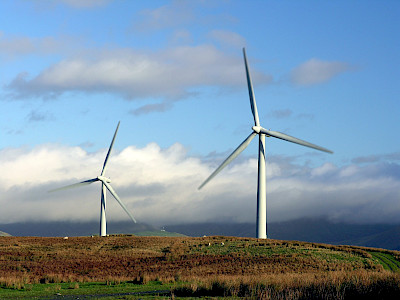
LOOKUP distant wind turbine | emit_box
[50,121,136,237]
[198,48,333,239]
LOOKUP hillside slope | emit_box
[1,236,399,299]
[1,235,399,281]
[166,218,400,250]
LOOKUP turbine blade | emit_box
[48,178,99,192]
[259,128,333,154]
[243,48,260,126]
[198,132,257,190]
[101,121,120,176]
[102,181,137,223]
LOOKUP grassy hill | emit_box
[2,218,400,251]
[0,236,399,299]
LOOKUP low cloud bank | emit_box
[1,143,399,226]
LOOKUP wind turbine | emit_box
[198,48,333,239]
[50,121,136,237]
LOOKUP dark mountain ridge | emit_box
[166,218,400,251]
[0,221,156,237]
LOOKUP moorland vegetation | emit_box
[0,235,400,299]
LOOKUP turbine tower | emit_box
[50,121,136,237]
[199,48,333,239]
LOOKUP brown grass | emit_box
[173,271,400,299]
[0,235,399,297]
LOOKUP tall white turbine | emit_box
[199,48,333,239]
[50,121,136,237]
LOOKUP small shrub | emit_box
[0,277,26,290]
[174,273,181,282]
[68,282,79,289]
[132,272,150,285]
[45,284,61,292]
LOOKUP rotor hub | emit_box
[97,176,111,183]
[252,125,262,134]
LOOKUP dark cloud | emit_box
[26,110,54,122]
[267,109,314,121]
[352,152,400,164]
[130,102,173,116]
[297,113,315,121]
[269,109,293,119]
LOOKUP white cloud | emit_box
[1,143,399,226]
[208,30,246,48]
[57,0,111,8]
[26,0,111,9]
[311,162,337,177]
[6,45,272,105]
[169,29,193,45]
[290,58,352,86]
[135,2,195,31]
[0,33,70,57]
[133,0,233,32]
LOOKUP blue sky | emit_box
[1,0,399,228]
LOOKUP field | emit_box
[1,235,400,299]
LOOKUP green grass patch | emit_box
[189,240,371,267]
[0,280,176,299]
[369,251,400,272]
